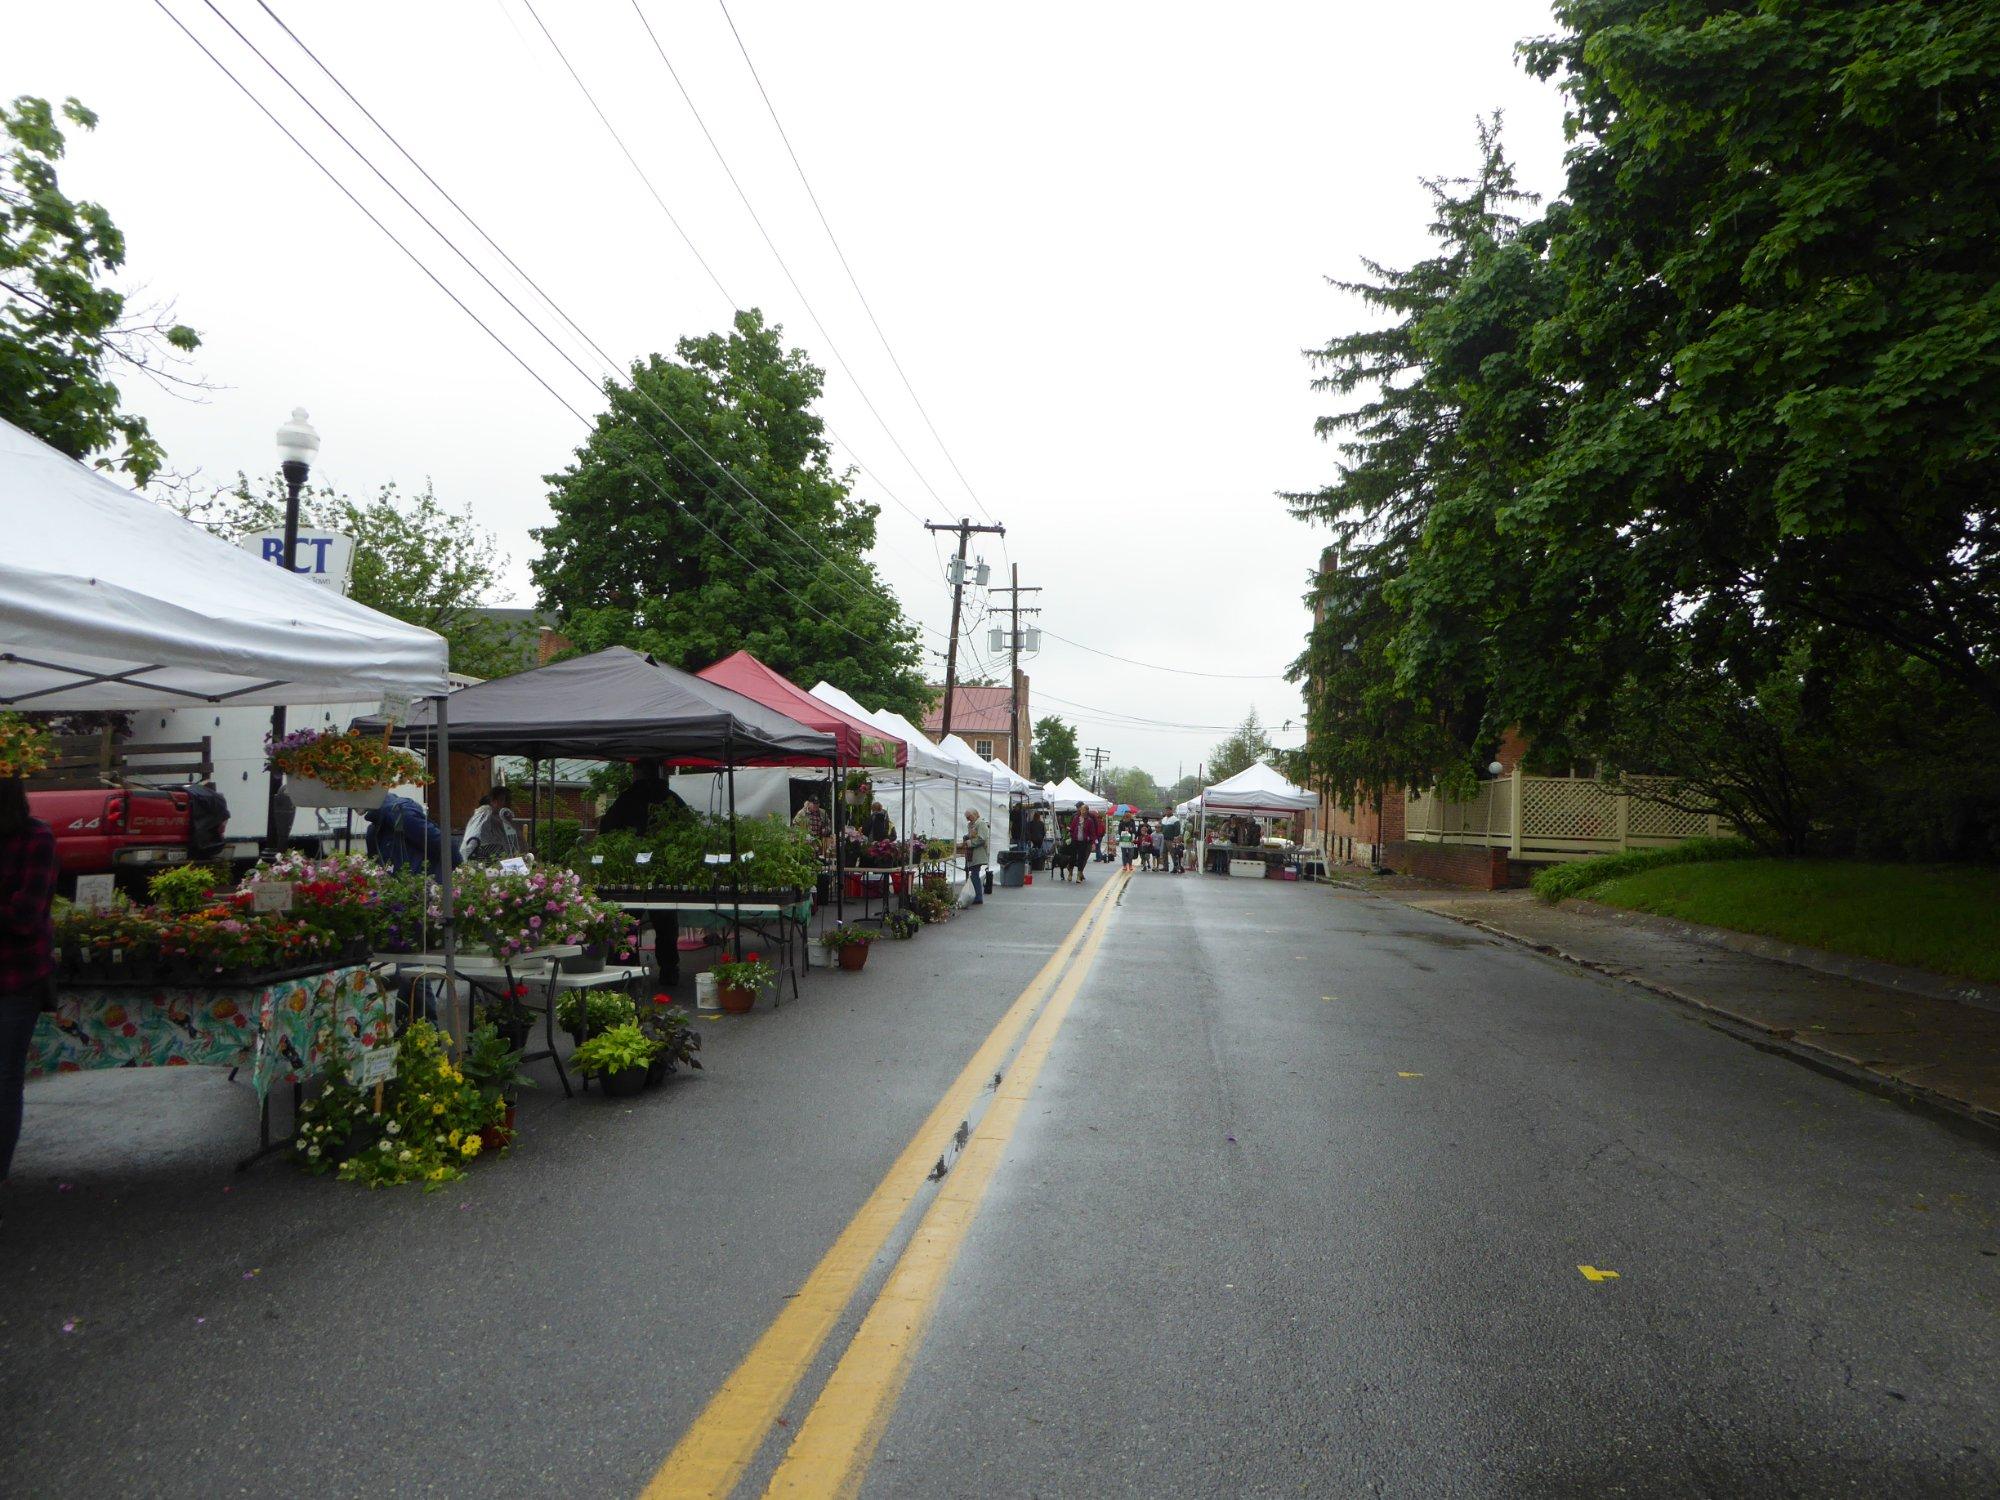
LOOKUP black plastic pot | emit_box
[599,1065,647,1098]
[560,943,605,975]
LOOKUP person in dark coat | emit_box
[599,759,691,836]
[363,792,452,876]
[0,778,57,1182]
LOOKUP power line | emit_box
[149,0,592,429]
[158,1,929,667]
[714,0,1000,530]
[521,0,967,530]
[1040,628,1291,681]
[234,0,951,642]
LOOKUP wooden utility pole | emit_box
[924,517,1005,740]
[989,565,1040,769]
[1085,746,1109,792]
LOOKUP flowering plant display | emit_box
[881,911,922,940]
[454,864,636,963]
[711,953,775,991]
[265,726,432,791]
[295,1020,503,1189]
[0,712,55,778]
[148,864,227,915]
[909,884,956,925]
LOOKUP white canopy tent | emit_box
[0,415,470,1037]
[0,417,446,709]
[1046,776,1112,813]
[1193,761,1318,817]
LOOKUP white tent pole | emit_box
[434,691,462,1053]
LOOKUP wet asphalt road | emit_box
[4,869,1999,1497]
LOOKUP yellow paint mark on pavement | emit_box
[1397,1071,1423,1078]
[643,870,1128,1500]
[761,863,1127,1497]
[1578,1265,1620,1282]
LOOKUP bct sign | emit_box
[241,530,357,595]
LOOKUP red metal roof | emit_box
[697,651,905,767]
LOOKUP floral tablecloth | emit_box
[29,965,389,1101]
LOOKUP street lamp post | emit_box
[265,407,320,851]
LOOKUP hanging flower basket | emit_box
[267,726,431,805]
[285,775,389,810]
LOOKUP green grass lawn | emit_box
[1587,859,2000,985]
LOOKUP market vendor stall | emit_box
[360,647,836,978]
[1,414,450,1170]
[1183,762,1317,878]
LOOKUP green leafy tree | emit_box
[1167,774,1202,804]
[1100,766,1165,809]
[1030,715,1080,783]
[1205,709,1275,783]
[1,96,201,484]
[1516,0,2000,721]
[531,309,927,717]
[174,478,523,680]
[1286,120,1540,810]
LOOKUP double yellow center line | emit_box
[646,869,1129,1499]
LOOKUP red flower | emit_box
[652,992,672,1006]
[745,952,761,963]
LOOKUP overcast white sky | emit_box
[8,1,1569,782]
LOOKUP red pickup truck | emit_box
[28,785,255,893]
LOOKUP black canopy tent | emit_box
[358,645,835,762]
[355,646,838,968]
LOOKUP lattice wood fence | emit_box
[1406,773,1722,861]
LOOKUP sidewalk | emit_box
[1372,884,2000,1133]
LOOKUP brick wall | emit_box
[1382,840,1509,890]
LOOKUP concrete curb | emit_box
[1566,898,2000,1015]
[1381,898,2000,1141]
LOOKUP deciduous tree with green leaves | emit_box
[1,96,200,484]
[1029,715,1080,783]
[531,309,928,718]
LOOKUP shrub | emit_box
[1531,836,1756,904]
[149,864,226,915]
[569,1023,658,1078]
[555,989,637,1036]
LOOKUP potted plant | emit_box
[638,995,704,1085]
[882,910,921,941]
[819,923,878,972]
[570,1023,658,1098]
[556,989,637,1046]
[477,985,537,1052]
[266,726,432,809]
[462,1021,535,1147]
[711,953,774,1013]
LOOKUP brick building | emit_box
[921,672,1031,771]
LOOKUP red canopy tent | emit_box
[696,650,905,768]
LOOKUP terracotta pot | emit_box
[718,982,757,1015]
[837,942,870,972]
[480,1104,517,1151]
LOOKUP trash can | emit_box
[997,850,1028,889]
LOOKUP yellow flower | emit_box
[432,1102,445,1115]
[448,1129,462,1147]
[460,1135,482,1158]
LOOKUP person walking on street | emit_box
[1118,823,1137,869]
[0,777,57,1184]
[962,808,990,906]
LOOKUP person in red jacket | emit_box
[0,777,58,1182]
